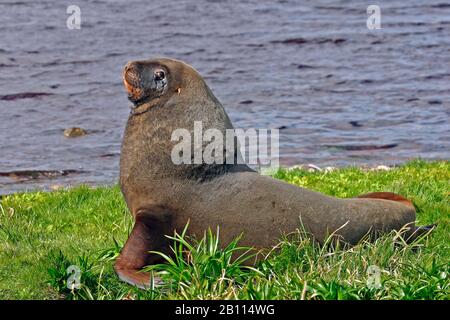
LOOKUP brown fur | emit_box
[115,58,421,288]
[357,192,415,209]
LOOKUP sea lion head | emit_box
[123,57,206,111]
[123,60,169,106]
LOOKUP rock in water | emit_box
[63,127,87,138]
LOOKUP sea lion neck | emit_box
[121,93,252,185]
[129,98,162,116]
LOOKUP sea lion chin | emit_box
[115,57,429,289]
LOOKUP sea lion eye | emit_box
[154,70,165,81]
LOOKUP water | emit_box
[0,0,449,194]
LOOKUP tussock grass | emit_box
[0,160,448,299]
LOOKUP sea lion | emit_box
[115,57,428,288]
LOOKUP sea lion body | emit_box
[186,174,414,246]
[121,154,414,248]
[115,58,420,288]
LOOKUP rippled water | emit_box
[1,0,449,194]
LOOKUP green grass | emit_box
[0,160,448,300]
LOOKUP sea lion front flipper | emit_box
[114,207,173,289]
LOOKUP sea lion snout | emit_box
[123,62,144,103]
[123,62,143,89]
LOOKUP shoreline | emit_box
[1,159,448,197]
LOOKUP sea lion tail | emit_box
[356,192,415,209]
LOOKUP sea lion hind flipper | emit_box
[114,208,173,289]
[357,192,437,242]
[356,191,415,209]
[406,224,437,243]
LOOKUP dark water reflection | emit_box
[0,0,449,193]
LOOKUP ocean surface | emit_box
[1,0,449,194]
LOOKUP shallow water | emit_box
[0,0,449,194]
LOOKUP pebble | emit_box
[64,127,87,138]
